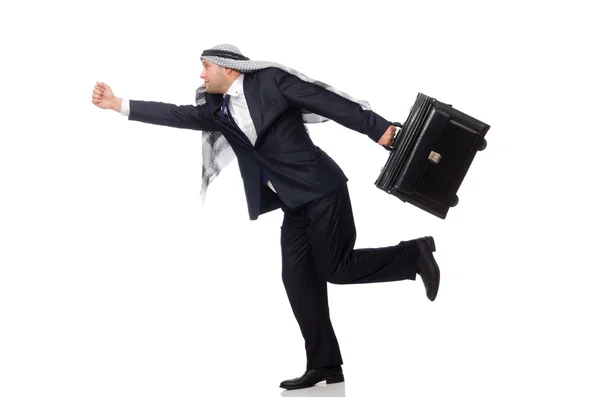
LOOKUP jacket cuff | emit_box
[368,115,392,143]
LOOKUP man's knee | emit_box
[316,260,350,284]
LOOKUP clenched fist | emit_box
[378,125,398,148]
[91,82,122,112]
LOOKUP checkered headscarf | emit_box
[196,43,373,203]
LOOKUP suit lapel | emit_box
[243,73,264,141]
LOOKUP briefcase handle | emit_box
[383,122,404,151]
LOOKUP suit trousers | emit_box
[279,182,421,370]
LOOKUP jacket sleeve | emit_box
[127,100,220,131]
[272,68,391,143]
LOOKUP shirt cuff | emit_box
[120,98,130,116]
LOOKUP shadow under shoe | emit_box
[415,236,440,301]
[280,366,344,390]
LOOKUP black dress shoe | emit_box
[280,366,344,390]
[415,236,440,301]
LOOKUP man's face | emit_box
[200,60,227,94]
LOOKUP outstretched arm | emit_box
[92,82,219,131]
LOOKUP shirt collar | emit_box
[225,73,244,97]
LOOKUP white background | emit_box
[1,0,599,396]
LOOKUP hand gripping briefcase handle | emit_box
[383,122,404,152]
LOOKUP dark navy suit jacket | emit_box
[127,67,391,220]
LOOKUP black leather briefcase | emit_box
[375,92,490,219]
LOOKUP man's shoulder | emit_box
[243,67,289,90]
[247,66,289,78]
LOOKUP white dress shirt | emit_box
[120,73,277,192]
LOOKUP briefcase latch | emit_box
[428,151,442,164]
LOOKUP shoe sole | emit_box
[425,236,439,301]
[280,374,345,390]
